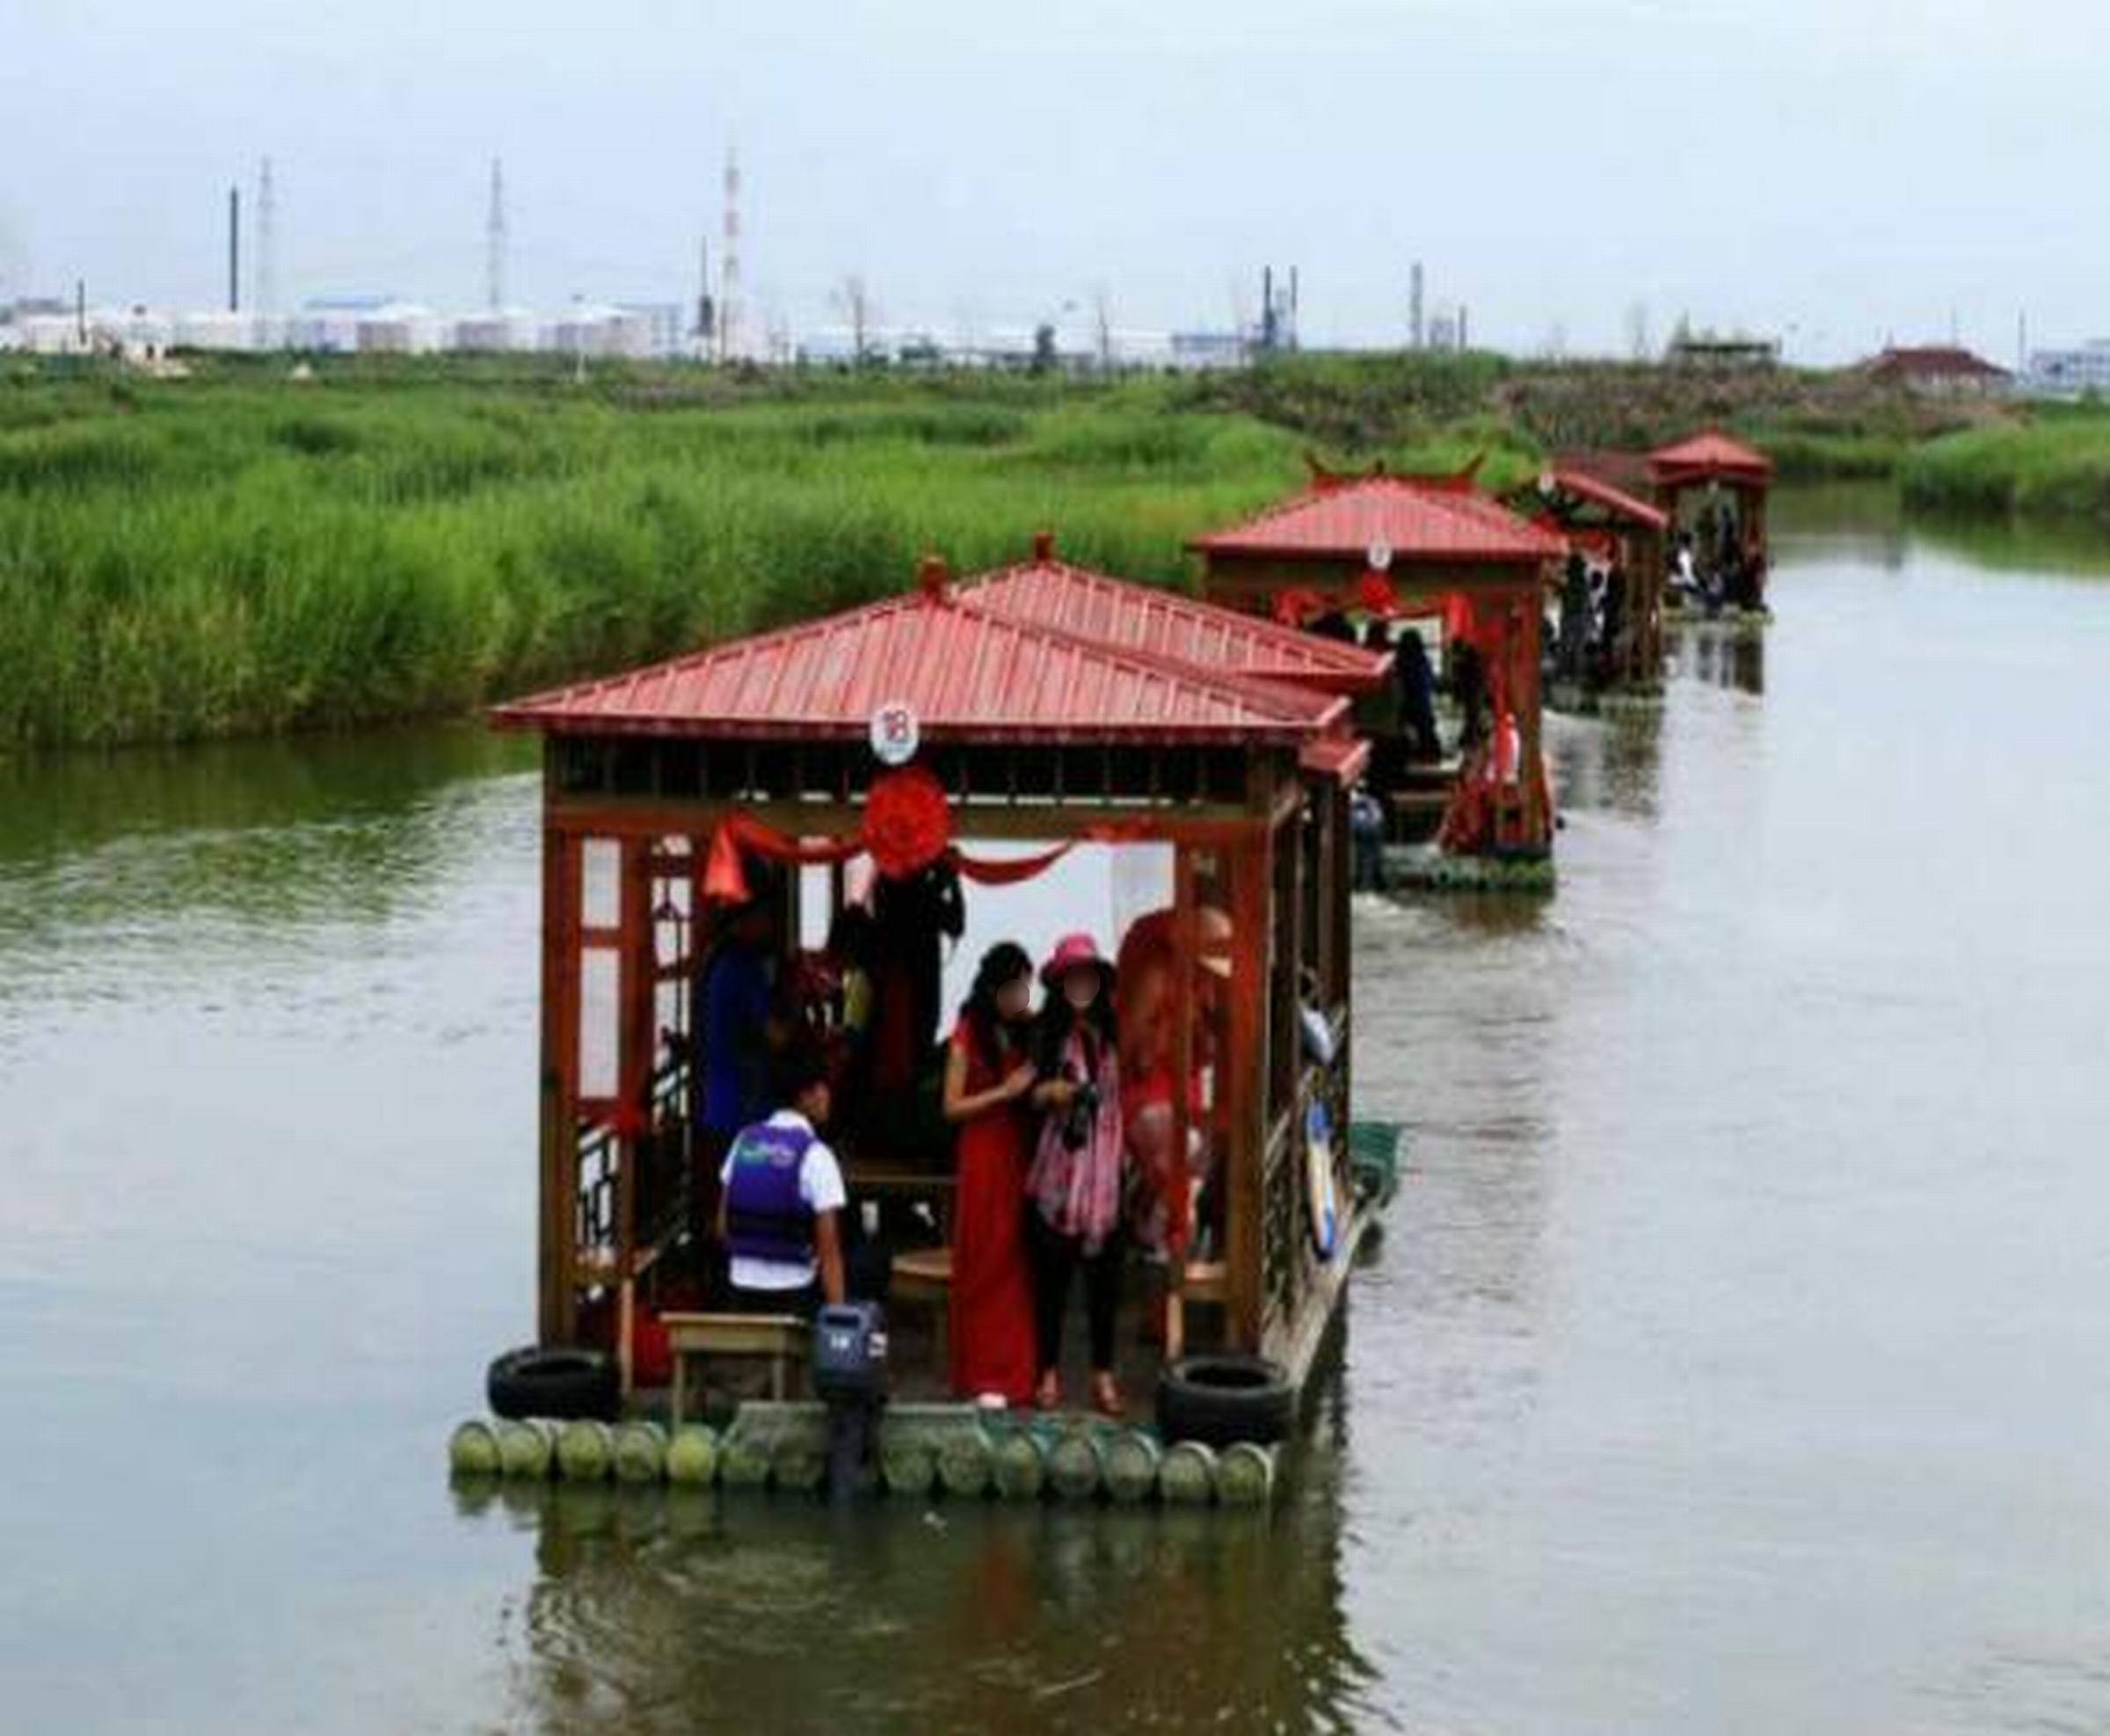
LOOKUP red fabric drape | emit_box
[703,811,1161,904]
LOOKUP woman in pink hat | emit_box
[1024,933,1127,1415]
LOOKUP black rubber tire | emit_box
[486,1345,620,1422]
[1155,1354,1295,1449]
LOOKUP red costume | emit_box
[945,1013,1039,1405]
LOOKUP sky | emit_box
[2,0,2103,363]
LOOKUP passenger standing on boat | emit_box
[1025,934,1126,1416]
[1395,630,1444,761]
[1556,552,1590,679]
[695,894,782,1235]
[940,943,1042,1406]
[716,1049,848,1314]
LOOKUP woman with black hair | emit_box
[940,941,1040,1406]
[1025,933,1127,1415]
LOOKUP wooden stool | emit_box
[661,1311,809,1421]
[891,1246,954,1367]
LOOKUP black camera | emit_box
[1059,1075,1101,1150]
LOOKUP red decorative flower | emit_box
[863,765,952,880]
[1357,570,1401,618]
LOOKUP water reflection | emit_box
[467,1366,1383,1736]
[1664,624,1765,694]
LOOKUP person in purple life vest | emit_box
[715,1050,848,1315]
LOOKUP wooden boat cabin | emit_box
[1646,431,1776,613]
[490,550,1376,1413]
[1527,465,1672,694]
[1190,461,1566,861]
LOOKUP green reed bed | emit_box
[1898,408,2110,520]
[0,371,1313,747]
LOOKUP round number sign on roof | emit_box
[1366,540,1393,572]
[869,700,920,766]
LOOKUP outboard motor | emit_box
[811,1302,887,1501]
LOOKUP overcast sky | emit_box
[4,0,2101,361]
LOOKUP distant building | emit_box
[1859,345,2011,397]
[1168,330,1248,372]
[2024,339,2110,399]
[1665,330,1780,370]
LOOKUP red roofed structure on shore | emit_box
[491,550,1376,1403]
[1190,460,1562,863]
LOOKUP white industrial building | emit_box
[2025,339,2110,398]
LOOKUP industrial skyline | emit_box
[4,0,2101,367]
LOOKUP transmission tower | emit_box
[719,145,741,362]
[257,156,277,323]
[486,157,507,312]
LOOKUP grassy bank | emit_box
[0,363,1407,747]
[1898,405,2110,520]
[0,351,2047,748]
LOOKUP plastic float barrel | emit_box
[497,1418,558,1479]
[447,1420,502,1478]
[1215,1442,1276,1507]
[611,1420,668,1485]
[665,1425,722,1487]
[935,1425,995,1499]
[1102,1429,1162,1505]
[556,1419,615,1482]
[991,1427,1048,1500]
[1046,1428,1106,1502]
[1157,1439,1219,1505]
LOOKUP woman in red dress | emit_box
[940,942,1041,1406]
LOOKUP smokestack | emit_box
[1410,261,1424,349]
[1459,303,1469,351]
[1261,265,1275,352]
[1288,265,1299,352]
[227,185,240,313]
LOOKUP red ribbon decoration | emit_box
[702,781,1160,906]
[1356,570,1401,618]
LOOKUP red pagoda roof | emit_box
[1189,466,1566,566]
[491,567,1348,745]
[1645,430,1774,486]
[1544,467,1670,531]
[963,541,1390,694]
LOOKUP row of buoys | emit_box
[1385,846,1556,893]
[449,1413,1277,1507]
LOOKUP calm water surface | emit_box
[4,495,2107,1734]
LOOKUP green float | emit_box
[1102,1429,1161,1505]
[990,1427,1048,1500]
[935,1426,994,1499]
[1216,1442,1276,1507]
[665,1425,721,1487]
[611,1420,668,1485]
[447,1420,501,1478]
[1157,1439,1218,1505]
[497,1419,557,1479]
[556,1419,615,1482]
[1046,1429,1105,1502]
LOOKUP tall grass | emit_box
[0,368,1308,747]
[1899,408,2110,519]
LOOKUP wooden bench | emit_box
[661,1311,809,1420]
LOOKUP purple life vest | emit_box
[724,1120,817,1268]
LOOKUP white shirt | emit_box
[720,1109,847,1292]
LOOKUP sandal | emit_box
[1034,1370,1063,1412]
[1090,1373,1125,1420]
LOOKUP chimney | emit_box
[1031,530,1055,563]
[916,553,951,602]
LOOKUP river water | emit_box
[4,492,2107,1734]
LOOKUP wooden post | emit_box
[538,815,581,1346]
[1518,577,1548,850]
[1223,800,1270,1355]
[613,836,657,1393]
